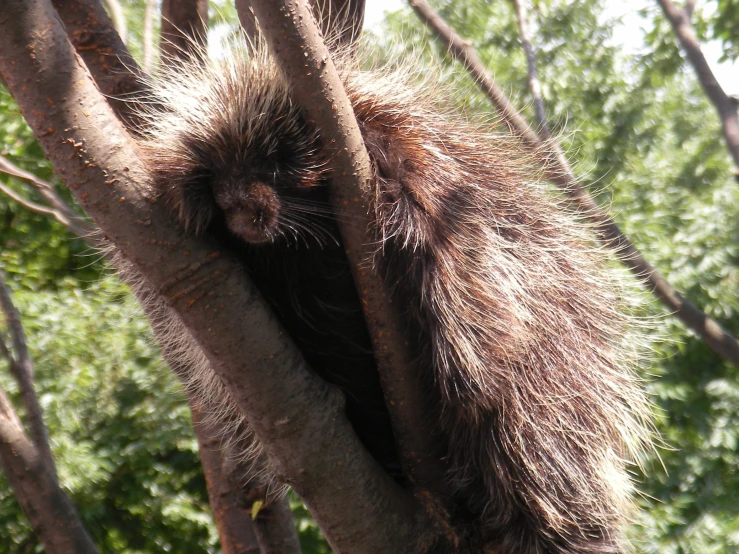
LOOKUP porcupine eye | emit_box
[212,178,281,244]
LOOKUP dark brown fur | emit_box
[136,43,652,553]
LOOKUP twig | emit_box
[657,0,739,167]
[0,155,94,238]
[408,0,739,367]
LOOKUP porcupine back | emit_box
[136,42,652,553]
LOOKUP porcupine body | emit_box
[135,42,652,553]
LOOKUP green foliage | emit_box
[712,0,739,61]
[0,87,100,287]
[0,276,218,553]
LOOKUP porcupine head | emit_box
[135,32,655,554]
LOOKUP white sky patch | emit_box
[363,0,404,31]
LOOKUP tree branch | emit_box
[0,270,58,481]
[50,0,143,128]
[0,384,99,553]
[0,155,94,238]
[190,404,262,554]
[408,0,739,368]
[656,0,739,167]
[0,1,426,551]
[102,0,127,45]
[143,0,157,72]
[512,0,550,135]
[247,0,451,511]
[160,0,208,62]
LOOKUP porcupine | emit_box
[133,38,653,553]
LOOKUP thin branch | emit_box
[657,0,739,167]
[408,0,739,368]
[190,404,263,554]
[143,0,157,73]
[0,155,94,238]
[0,270,58,481]
[512,0,549,134]
[103,0,128,45]
[247,0,451,510]
[0,2,427,552]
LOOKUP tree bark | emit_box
[50,0,143,128]
[191,405,262,554]
[161,0,208,62]
[0,272,57,480]
[0,1,428,552]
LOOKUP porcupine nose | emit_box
[222,181,281,244]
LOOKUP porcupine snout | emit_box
[213,179,281,244]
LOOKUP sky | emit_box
[363,0,738,96]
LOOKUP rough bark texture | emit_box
[0,1,427,552]
[409,0,739,368]
[51,0,143,129]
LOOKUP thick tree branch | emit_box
[0,270,58,481]
[409,0,739,368]
[6,6,299,548]
[160,0,208,62]
[248,0,450,505]
[657,0,739,167]
[50,0,143,128]
[0,1,426,551]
